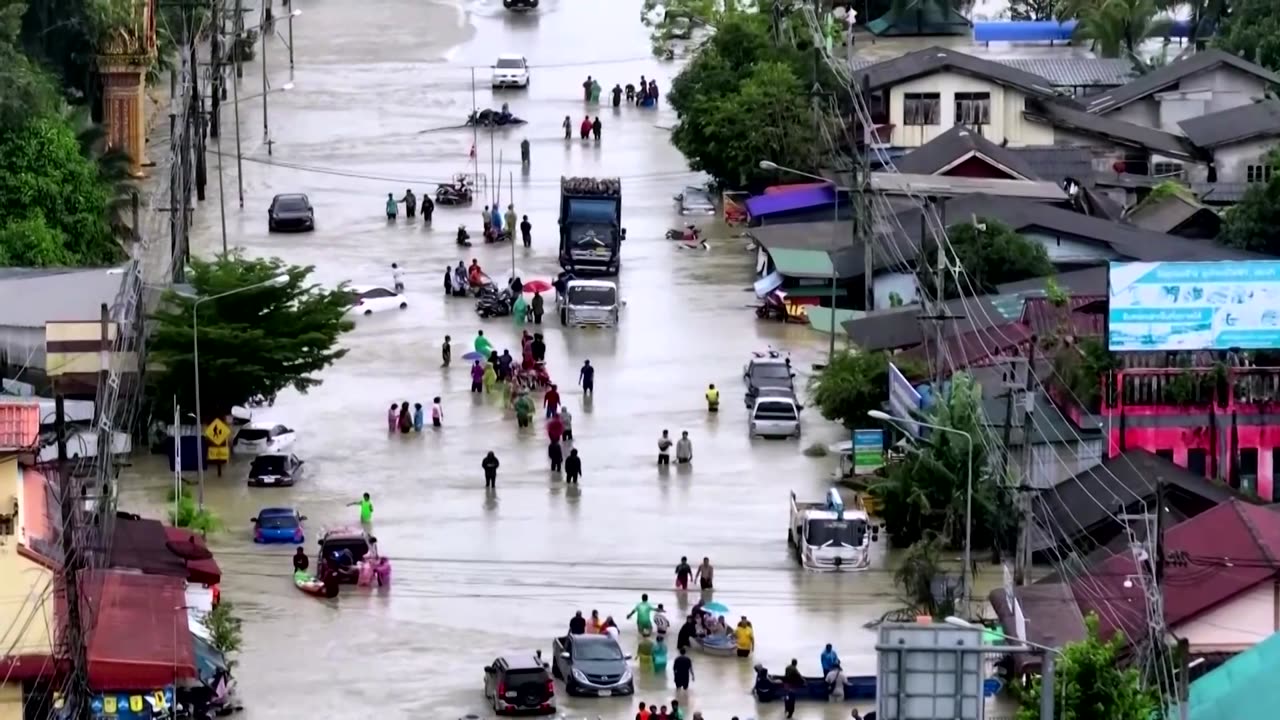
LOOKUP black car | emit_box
[268,193,315,232]
[550,634,633,697]
[484,654,556,715]
[744,358,796,407]
[503,0,539,8]
[247,453,304,487]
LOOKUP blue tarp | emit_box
[745,186,835,219]
[192,634,227,683]
[974,19,1195,42]
[754,271,784,298]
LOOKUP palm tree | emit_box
[65,107,138,241]
[1058,0,1174,60]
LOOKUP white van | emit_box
[749,390,801,438]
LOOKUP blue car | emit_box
[252,508,306,544]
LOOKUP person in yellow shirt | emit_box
[705,383,719,413]
[734,616,754,658]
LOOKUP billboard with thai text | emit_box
[1108,261,1280,351]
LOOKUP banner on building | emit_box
[888,362,923,437]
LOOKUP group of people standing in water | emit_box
[387,399,443,433]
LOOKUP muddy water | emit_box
[118,1,1008,717]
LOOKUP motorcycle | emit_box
[436,183,473,206]
[476,287,515,318]
[755,291,804,323]
[485,228,512,244]
[666,226,701,241]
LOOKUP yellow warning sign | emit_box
[206,445,230,462]
[203,418,231,445]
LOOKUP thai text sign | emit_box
[1109,261,1280,351]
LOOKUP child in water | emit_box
[413,403,424,432]
[431,397,444,428]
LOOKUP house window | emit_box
[1187,448,1207,477]
[0,513,12,536]
[954,92,991,126]
[1247,165,1274,183]
[903,93,941,126]
[1152,162,1184,179]
[1238,448,1260,494]
[1155,448,1175,463]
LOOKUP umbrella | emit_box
[523,279,553,293]
[462,350,487,361]
[702,601,729,614]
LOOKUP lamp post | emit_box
[191,274,290,509]
[758,160,840,364]
[869,409,975,609]
[231,82,293,208]
[260,8,301,154]
[944,616,1063,720]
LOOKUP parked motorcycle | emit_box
[436,183,473,206]
[665,225,701,241]
[476,287,515,318]
[755,291,804,323]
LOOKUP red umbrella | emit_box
[523,279,553,293]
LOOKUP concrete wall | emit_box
[888,72,1055,148]
[1212,138,1275,184]
[1110,98,1160,129]
[0,458,54,658]
[1193,67,1268,114]
[0,684,21,720]
[0,327,46,373]
[1177,581,1278,654]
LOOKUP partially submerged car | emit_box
[675,186,715,215]
[749,388,802,439]
[550,634,633,697]
[346,284,408,316]
[234,421,297,454]
[247,453,304,487]
[743,356,795,408]
[484,653,556,715]
[252,507,306,543]
[268,193,315,232]
[492,54,530,88]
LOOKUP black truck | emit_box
[558,176,624,275]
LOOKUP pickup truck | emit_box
[550,634,634,697]
[789,489,876,571]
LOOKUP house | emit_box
[1085,49,1280,131]
[853,47,1060,149]
[892,125,1044,179]
[0,266,140,397]
[991,499,1280,671]
[1125,191,1221,239]
[1024,98,1204,174]
[748,222,875,309]
[1179,99,1280,192]
[851,56,1134,98]
[1183,630,1280,720]
[0,401,57,720]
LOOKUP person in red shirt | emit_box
[580,116,592,140]
[546,412,564,444]
[544,384,561,418]
[636,701,650,720]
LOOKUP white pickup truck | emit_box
[558,279,620,328]
[788,489,876,571]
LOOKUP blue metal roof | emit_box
[744,186,836,219]
[973,21,1076,43]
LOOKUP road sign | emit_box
[206,445,230,462]
[203,418,231,445]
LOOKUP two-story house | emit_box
[855,47,1062,149]
[1180,100,1280,204]
[0,401,56,720]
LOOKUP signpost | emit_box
[204,418,231,463]
[853,428,885,474]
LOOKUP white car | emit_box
[234,422,297,455]
[492,55,530,88]
[347,285,407,316]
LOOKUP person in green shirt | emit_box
[347,493,373,526]
[627,592,655,634]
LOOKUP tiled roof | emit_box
[852,47,1059,97]
[1019,295,1105,338]
[1086,49,1280,115]
[0,401,40,450]
[1006,146,1095,183]
[893,125,1041,179]
[1179,100,1280,148]
[999,58,1135,88]
[1192,182,1253,203]
[997,266,1110,296]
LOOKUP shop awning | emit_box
[79,570,197,690]
[192,634,227,683]
[163,527,222,585]
[111,517,188,578]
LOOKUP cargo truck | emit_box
[558,176,623,275]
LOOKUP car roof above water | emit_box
[258,507,297,517]
[500,654,546,671]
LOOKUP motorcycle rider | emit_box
[682,224,700,242]
[456,224,471,247]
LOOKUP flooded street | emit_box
[119,1,920,717]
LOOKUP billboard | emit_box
[1108,261,1280,351]
[853,429,885,474]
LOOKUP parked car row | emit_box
[743,352,802,439]
[482,633,635,716]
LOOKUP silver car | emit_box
[675,186,715,215]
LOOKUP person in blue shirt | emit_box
[412,403,425,432]
[490,205,503,235]
[385,193,397,220]
[820,644,840,675]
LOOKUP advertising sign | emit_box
[853,429,885,474]
[55,687,175,720]
[1108,261,1280,351]
[887,362,923,437]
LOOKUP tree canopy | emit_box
[923,220,1054,299]
[1215,0,1280,73]
[870,372,1015,549]
[668,12,823,189]
[1016,614,1160,720]
[808,350,928,429]
[1218,151,1280,254]
[148,254,354,420]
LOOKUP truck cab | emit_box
[558,279,619,327]
[788,489,876,571]
[559,176,623,275]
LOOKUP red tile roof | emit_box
[0,401,40,450]
[1073,500,1280,644]
[900,320,1034,369]
[1020,296,1105,338]
[76,570,197,690]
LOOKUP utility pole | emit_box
[56,393,91,720]
[210,0,222,139]
[261,1,273,155]
[1015,342,1038,585]
[232,3,244,208]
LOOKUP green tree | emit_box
[1016,614,1159,720]
[167,484,223,535]
[202,600,244,669]
[149,254,354,420]
[1215,0,1280,71]
[893,534,956,619]
[807,351,928,429]
[1219,153,1280,254]
[870,372,1013,548]
[0,117,121,266]
[1,0,62,127]
[1057,0,1173,61]
[923,220,1054,299]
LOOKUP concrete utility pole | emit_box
[1015,341,1038,585]
[56,394,91,720]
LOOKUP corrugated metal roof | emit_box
[1179,100,1280,148]
[851,46,1058,97]
[745,186,835,218]
[895,125,1042,179]
[1193,182,1253,203]
[767,248,834,278]
[1189,630,1280,720]
[850,55,1133,88]
[0,267,126,328]
[1086,49,1280,115]
[1006,146,1095,182]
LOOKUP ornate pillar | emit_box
[97,59,148,176]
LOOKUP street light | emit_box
[758,160,841,364]
[260,8,302,154]
[944,616,1064,720]
[191,274,290,509]
[869,409,975,609]
[232,82,293,208]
